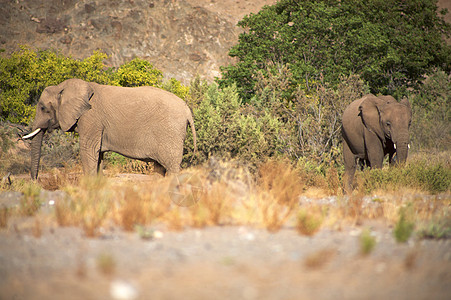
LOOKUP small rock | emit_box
[110,280,138,300]
[154,230,164,239]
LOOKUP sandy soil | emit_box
[0,179,450,300]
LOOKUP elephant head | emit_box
[23,79,93,179]
[359,95,412,164]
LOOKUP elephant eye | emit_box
[386,121,391,127]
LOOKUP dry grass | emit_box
[32,217,42,238]
[247,159,304,231]
[1,154,449,240]
[55,176,114,237]
[38,167,80,191]
[188,180,233,227]
[0,205,9,228]
[19,183,42,217]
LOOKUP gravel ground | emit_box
[0,187,450,300]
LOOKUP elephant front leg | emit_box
[79,135,102,176]
[365,131,384,168]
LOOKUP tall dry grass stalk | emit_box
[117,184,172,231]
[233,159,303,231]
[56,175,114,237]
[188,180,233,227]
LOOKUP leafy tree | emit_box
[218,0,451,101]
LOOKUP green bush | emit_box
[183,70,368,169]
[112,57,163,87]
[185,80,289,167]
[394,204,415,243]
[410,70,450,151]
[360,157,451,194]
[417,217,451,240]
[360,228,377,255]
[249,66,367,165]
[161,77,190,100]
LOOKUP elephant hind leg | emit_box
[153,161,167,177]
[163,160,181,176]
[153,162,181,177]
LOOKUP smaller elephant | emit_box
[23,78,197,179]
[341,94,412,192]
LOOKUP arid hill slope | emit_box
[0,0,276,83]
[1,0,448,83]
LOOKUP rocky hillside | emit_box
[1,0,448,84]
[0,0,276,83]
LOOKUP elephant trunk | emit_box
[30,129,45,180]
[393,132,409,165]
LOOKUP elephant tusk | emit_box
[22,128,41,140]
[394,143,396,150]
[408,144,410,149]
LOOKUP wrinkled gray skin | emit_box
[342,94,412,192]
[26,78,197,179]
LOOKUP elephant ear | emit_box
[400,97,411,110]
[57,79,93,132]
[359,95,386,140]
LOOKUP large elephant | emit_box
[341,94,412,192]
[23,78,197,179]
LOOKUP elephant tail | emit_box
[187,112,197,162]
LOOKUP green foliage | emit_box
[187,81,288,166]
[219,0,451,101]
[161,77,190,99]
[394,204,415,243]
[112,58,163,87]
[184,70,367,168]
[360,228,377,255]
[410,70,450,151]
[417,216,451,240]
[0,123,15,160]
[72,50,114,84]
[250,66,367,165]
[361,157,450,194]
